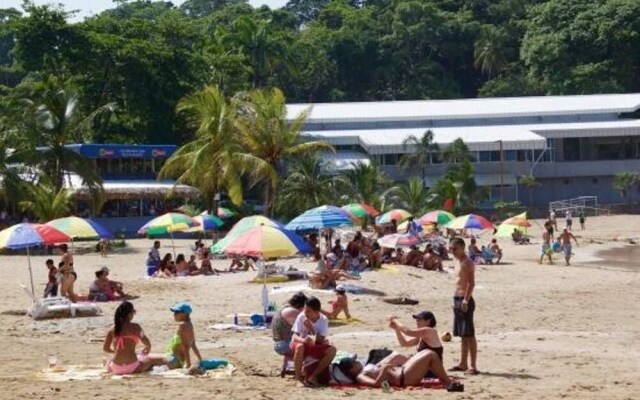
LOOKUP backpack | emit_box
[365,347,394,365]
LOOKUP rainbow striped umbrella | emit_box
[221,225,312,258]
[446,214,494,231]
[341,203,380,219]
[285,205,353,231]
[419,210,456,225]
[211,215,283,254]
[46,216,112,239]
[187,215,224,232]
[376,209,412,224]
[377,233,424,249]
[0,223,70,295]
[138,212,199,236]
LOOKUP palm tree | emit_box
[399,130,439,183]
[474,26,507,78]
[389,177,429,215]
[19,77,113,192]
[239,87,333,217]
[19,181,72,221]
[344,162,391,211]
[443,138,471,163]
[276,154,347,220]
[519,174,541,206]
[613,172,638,203]
[159,85,270,213]
[430,159,483,213]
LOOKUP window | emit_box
[592,178,598,184]
[504,150,516,161]
[382,154,399,165]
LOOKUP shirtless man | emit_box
[422,245,443,271]
[489,239,502,264]
[558,228,578,266]
[58,244,78,302]
[539,222,553,265]
[402,245,423,267]
[448,237,478,375]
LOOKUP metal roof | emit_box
[287,94,640,124]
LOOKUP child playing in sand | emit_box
[167,302,203,372]
[321,285,351,320]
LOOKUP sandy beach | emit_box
[0,214,639,399]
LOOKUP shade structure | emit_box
[0,223,70,296]
[221,225,312,258]
[378,233,424,249]
[46,216,112,239]
[341,203,380,219]
[186,215,224,233]
[496,223,527,237]
[285,205,353,231]
[446,214,494,231]
[501,212,531,227]
[419,210,456,225]
[138,212,199,236]
[376,209,412,224]
[211,215,284,254]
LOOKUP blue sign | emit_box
[65,144,177,159]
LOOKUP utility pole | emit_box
[499,140,504,201]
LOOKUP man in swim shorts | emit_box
[539,222,553,265]
[448,237,478,375]
[558,228,578,266]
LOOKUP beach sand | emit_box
[0,214,639,399]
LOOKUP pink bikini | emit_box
[107,333,147,375]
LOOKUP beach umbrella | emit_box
[377,233,424,249]
[221,225,312,259]
[138,213,199,258]
[0,223,70,295]
[186,215,224,232]
[398,220,433,233]
[496,223,527,238]
[446,214,494,231]
[501,212,531,228]
[341,203,380,219]
[376,209,411,224]
[46,216,112,239]
[216,207,236,219]
[419,210,456,226]
[285,205,353,232]
[211,215,283,254]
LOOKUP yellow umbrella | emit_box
[502,212,531,227]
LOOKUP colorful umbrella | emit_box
[398,220,433,232]
[216,207,236,219]
[187,215,224,232]
[502,212,531,227]
[377,233,424,249]
[496,223,527,238]
[285,205,353,231]
[221,225,312,258]
[138,212,199,236]
[46,216,112,239]
[0,223,70,295]
[376,209,412,224]
[211,215,284,254]
[419,210,456,226]
[341,203,380,219]
[446,214,494,231]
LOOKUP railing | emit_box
[548,196,610,216]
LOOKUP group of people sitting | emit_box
[271,292,463,391]
[467,238,503,265]
[384,243,448,271]
[154,252,219,278]
[102,301,203,375]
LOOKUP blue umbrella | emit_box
[285,205,353,231]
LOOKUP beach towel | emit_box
[330,378,446,390]
[207,323,266,331]
[269,284,371,296]
[328,317,361,327]
[35,364,235,381]
[379,264,401,274]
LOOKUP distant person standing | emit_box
[578,209,586,230]
[549,209,558,231]
[565,210,573,230]
[558,228,578,266]
[405,216,422,236]
[448,237,478,375]
[539,222,553,265]
[146,241,161,276]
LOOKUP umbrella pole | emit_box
[27,246,35,297]
[171,231,176,260]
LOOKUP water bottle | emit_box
[233,313,238,325]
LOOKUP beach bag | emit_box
[365,347,393,365]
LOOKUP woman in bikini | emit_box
[337,350,463,391]
[58,244,78,302]
[174,254,191,277]
[103,301,168,375]
[389,311,444,361]
[166,302,202,371]
[155,253,174,278]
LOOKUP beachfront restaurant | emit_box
[65,144,198,234]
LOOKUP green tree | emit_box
[474,25,507,78]
[612,172,638,203]
[159,85,269,213]
[519,174,540,206]
[344,161,390,211]
[399,129,438,183]
[443,138,471,163]
[19,181,72,221]
[389,177,429,215]
[239,87,332,216]
[430,159,483,213]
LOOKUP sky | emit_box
[3,0,290,21]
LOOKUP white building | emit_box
[288,94,640,206]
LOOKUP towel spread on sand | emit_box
[269,284,367,295]
[35,364,235,381]
[207,324,266,331]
